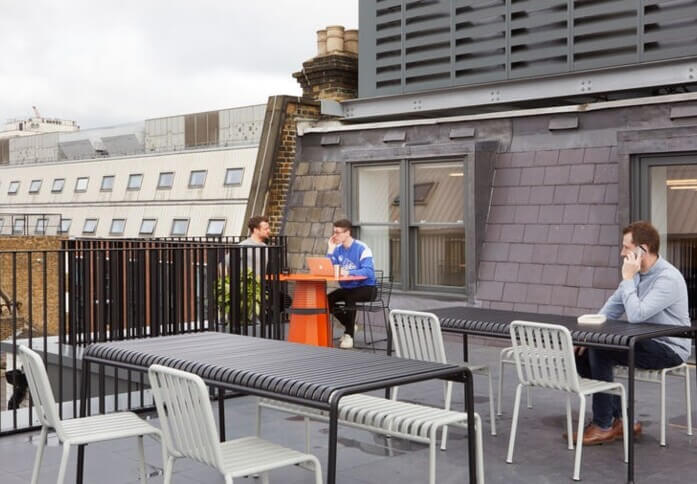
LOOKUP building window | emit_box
[636,155,697,319]
[35,218,47,234]
[224,168,244,186]
[127,173,143,190]
[8,181,20,194]
[139,218,157,235]
[157,172,174,189]
[59,218,72,234]
[351,160,465,290]
[188,170,207,188]
[101,175,115,191]
[82,218,98,234]
[52,178,65,193]
[12,218,25,235]
[29,179,42,194]
[0,218,4,233]
[75,177,89,192]
[110,218,126,235]
[206,219,226,236]
[171,218,190,236]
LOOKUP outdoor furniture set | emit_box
[15,305,696,483]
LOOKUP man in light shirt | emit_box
[577,221,691,445]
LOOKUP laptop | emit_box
[306,256,334,276]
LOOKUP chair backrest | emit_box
[148,365,224,471]
[388,310,447,364]
[17,345,65,437]
[509,320,580,393]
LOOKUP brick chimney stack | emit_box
[293,25,358,102]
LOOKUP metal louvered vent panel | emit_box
[643,0,697,62]
[359,0,697,98]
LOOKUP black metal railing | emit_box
[0,237,287,435]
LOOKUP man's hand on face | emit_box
[622,249,641,281]
[327,234,338,253]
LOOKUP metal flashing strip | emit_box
[548,115,579,131]
[670,104,697,119]
[298,91,697,136]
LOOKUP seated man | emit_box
[577,221,691,445]
[326,219,377,349]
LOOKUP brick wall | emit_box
[0,237,63,339]
[284,161,345,271]
[266,101,321,235]
[477,147,620,316]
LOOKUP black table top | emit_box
[430,306,697,348]
[84,332,466,406]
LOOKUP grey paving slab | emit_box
[1,293,695,483]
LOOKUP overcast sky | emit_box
[0,0,358,128]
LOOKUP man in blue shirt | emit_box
[577,221,691,445]
[326,219,377,349]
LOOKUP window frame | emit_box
[8,180,20,195]
[82,218,98,234]
[101,175,115,192]
[109,218,126,235]
[29,179,43,194]
[170,218,190,236]
[139,218,157,235]
[35,217,48,234]
[224,168,244,186]
[59,218,72,234]
[12,218,25,235]
[75,177,89,192]
[348,158,468,294]
[188,170,207,188]
[206,218,226,236]
[157,171,174,189]
[51,178,65,193]
[127,173,143,191]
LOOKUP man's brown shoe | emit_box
[581,423,617,446]
[611,419,642,439]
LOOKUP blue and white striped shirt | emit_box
[327,239,376,289]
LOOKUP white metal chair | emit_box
[506,321,628,481]
[389,309,496,440]
[18,345,161,484]
[497,346,532,415]
[148,364,322,484]
[614,362,692,446]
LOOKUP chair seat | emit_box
[614,363,689,382]
[61,412,160,445]
[577,377,624,396]
[260,394,473,441]
[220,436,319,477]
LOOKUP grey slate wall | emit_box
[477,147,620,316]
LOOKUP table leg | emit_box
[327,401,339,484]
[627,342,636,484]
[218,387,226,442]
[462,334,469,362]
[76,359,90,484]
[464,368,476,483]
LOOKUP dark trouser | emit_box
[327,285,377,337]
[576,339,683,428]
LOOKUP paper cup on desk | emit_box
[333,264,340,279]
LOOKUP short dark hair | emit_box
[247,216,269,234]
[333,219,352,235]
[622,221,660,254]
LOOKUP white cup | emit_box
[333,264,340,279]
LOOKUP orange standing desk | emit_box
[280,274,366,347]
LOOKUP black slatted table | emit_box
[76,332,476,484]
[427,306,697,484]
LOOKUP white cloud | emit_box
[0,0,358,128]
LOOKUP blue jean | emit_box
[576,339,683,428]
